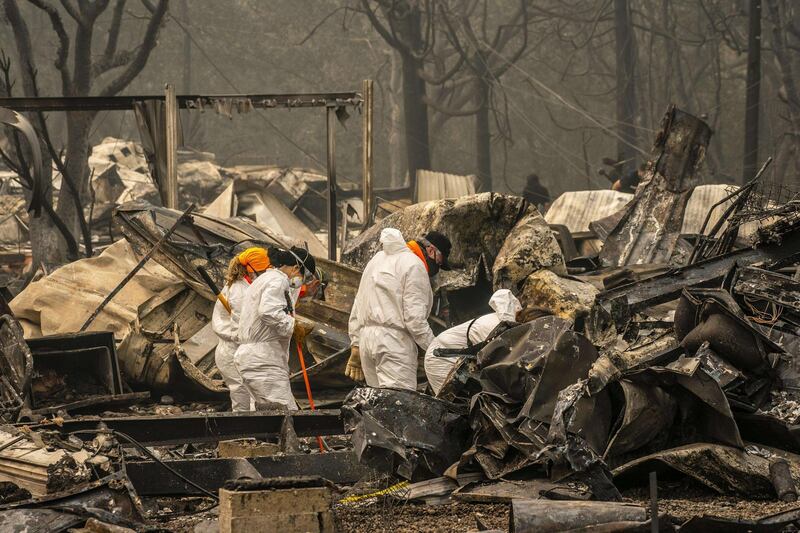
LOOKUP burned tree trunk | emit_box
[614,0,638,174]
[401,47,431,194]
[743,0,762,183]
[592,107,712,267]
[475,75,492,192]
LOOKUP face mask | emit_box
[425,255,440,277]
[289,276,303,289]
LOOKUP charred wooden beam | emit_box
[26,410,344,446]
[0,93,362,112]
[126,451,372,496]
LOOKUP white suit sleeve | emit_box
[257,280,295,339]
[211,287,236,343]
[401,263,435,350]
[348,293,362,347]
[348,260,372,347]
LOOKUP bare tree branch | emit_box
[101,0,127,62]
[28,0,73,93]
[100,0,168,96]
[58,0,82,22]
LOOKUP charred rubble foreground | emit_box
[0,108,798,531]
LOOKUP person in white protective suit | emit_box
[211,247,269,411]
[346,227,452,389]
[424,289,522,396]
[234,247,317,410]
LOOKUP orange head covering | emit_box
[237,247,270,274]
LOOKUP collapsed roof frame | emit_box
[0,82,375,260]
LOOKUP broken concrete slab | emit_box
[220,477,335,533]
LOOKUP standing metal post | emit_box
[326,105,337,261]
[649,471,658,532]
[362,79,374,229]
[164,83,179,209]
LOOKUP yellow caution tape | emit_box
[337,481,410,504]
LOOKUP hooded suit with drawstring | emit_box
[424,289,522,396]
[347,228,437,390]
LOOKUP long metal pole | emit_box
[362,79,374,229]
[326,106,337,261]
[164,83,179,209]
[79,204,196,332]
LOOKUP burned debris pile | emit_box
[338,108,800,530]
[0,106,799,531]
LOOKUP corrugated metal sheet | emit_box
[416,169,477,202]
[545,190,633,232]
[546,185,759,238]
[681,184,738,234]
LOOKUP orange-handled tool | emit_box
[296,339,325,453]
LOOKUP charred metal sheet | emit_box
[593,107,712,267]
[735,412,800,454]
[596,224,800,313]
[27,409,344,446]
[126,451,373,495]
[456,318,611,483]
[114,201,361,393]
[114,201,284,300]
[342,387,469,481]
[612,443,800,496]
[0,107,43,216]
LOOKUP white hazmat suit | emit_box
[425,289,522,396]
[234,269,298,410]
[211,278,254,411]
[349,228,435,390]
